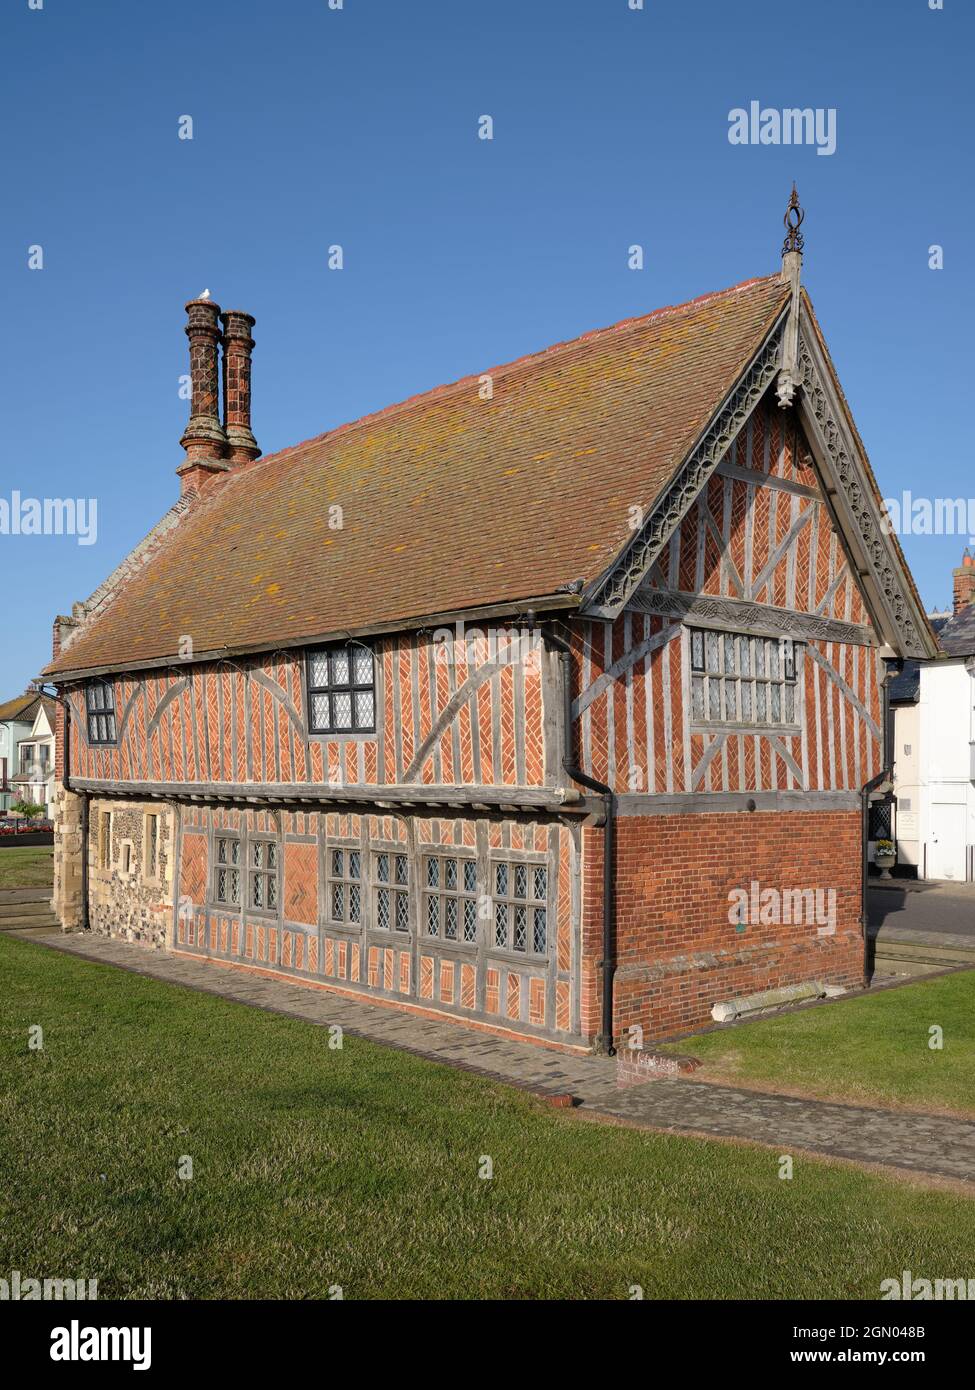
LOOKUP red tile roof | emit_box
[46,272,789,677]
[0,692,51,724]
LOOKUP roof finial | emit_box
[776,184,804,409]
[782,183,804,257]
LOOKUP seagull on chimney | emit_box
[200,288,210,299]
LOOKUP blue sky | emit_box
[0,0,970,692]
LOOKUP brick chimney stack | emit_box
[177,298,229,495]
[953,547,975,614]
[220,310,261,463]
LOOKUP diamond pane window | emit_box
[328,844,362,925]
[513,906,527,952]
[312,694,330,729]
[491,859,549,956]
[688,628,799,730]
[355,691,375,728]
[330,650,351,686]
[307,642,377,734]
[248,839,280,913]
[690,630,705,672]
[213,838,242,905]
[353,648,374,684]
[85,682,118,746]
[423,855,477,945]
[445,898,458,940]
[533,908,547,954]
[708,681,721,720]
[333,692,353,730]
[373,851,409,933]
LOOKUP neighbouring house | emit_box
[40,196,937,1051]
[0,691,53,815]
[9,698,56,819]
[888,552,975,882]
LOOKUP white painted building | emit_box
[891,598,975,882]
[11,700,56,819]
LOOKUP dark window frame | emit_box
[247,836,279,913]
[327,844,363,927]
[306,642,377,736]
[85,681,118,746]
[213,835,242,907]
[372,849,410,933]
[491,857,549,957]
[422,852,479,946]
[688,627,799,729]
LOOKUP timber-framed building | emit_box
[43,196,937,1051]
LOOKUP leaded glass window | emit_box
[689,629,799,728]
[422,854,478,944]
[306,642,376,734]
[374,851,409,932]
[249,839,279,911]
[85,681,117,745]
[327,845,362,925]
[492,859,548,955]
[214,836,241,906]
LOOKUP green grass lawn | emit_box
[0,844,53,890]
[661,972,975,1117]
[2,933,974,1301]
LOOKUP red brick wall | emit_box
[581,809,864,1045]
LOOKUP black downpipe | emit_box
[861,662,896,982]
[546,626,616,1055]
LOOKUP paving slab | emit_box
[9,928,975,1186]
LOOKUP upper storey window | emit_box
[85,682,117,745]
[306,643,376,735]
[689,628,798,727]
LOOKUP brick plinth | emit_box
[581,810,865,1047]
